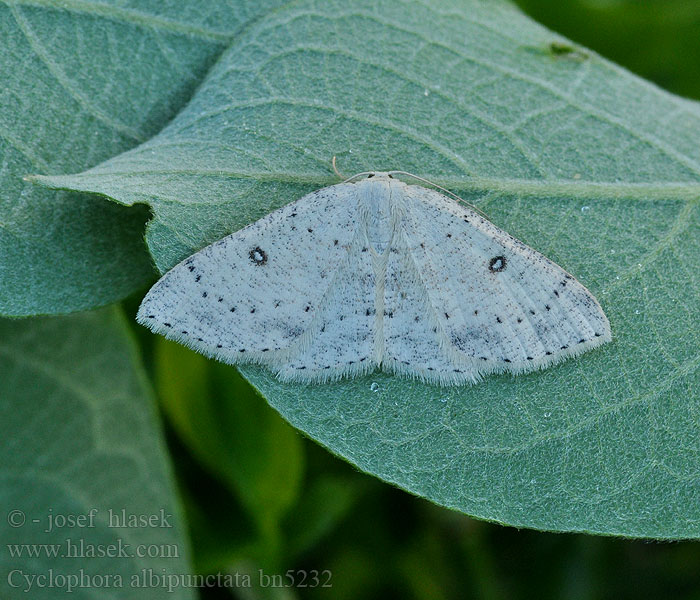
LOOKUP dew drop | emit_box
[370,382,380,392]
[580,205,590,213]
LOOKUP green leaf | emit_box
[36,0,700,537]
[154,339,304,550]
[0,308,195,599]
[0,0,290,315]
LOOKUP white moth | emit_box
[137,172,611,386]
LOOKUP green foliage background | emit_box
[1,0,699,598]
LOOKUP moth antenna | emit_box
[331,156,344,179]
[389,170,490,220]
[332,157,379,184]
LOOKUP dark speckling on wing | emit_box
[136,173,611,386]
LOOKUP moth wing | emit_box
[137,183,360,363]
[394,185,611,377]
[275,231,378,383]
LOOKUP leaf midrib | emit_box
[33,171,700,202]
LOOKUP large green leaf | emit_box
[0,308,194,599]
[35,0,700,537]
[0,0,291,315]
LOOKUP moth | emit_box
[138,172,611,385]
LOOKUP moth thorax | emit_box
[360,179,395,252]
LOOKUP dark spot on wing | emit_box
[202,291,207,298]
[489,256,506,272]
[496,316,502,323]
[195,275,201,282]
[545,304,551,311]
[250,308,256,313]
[249,246,268,265]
